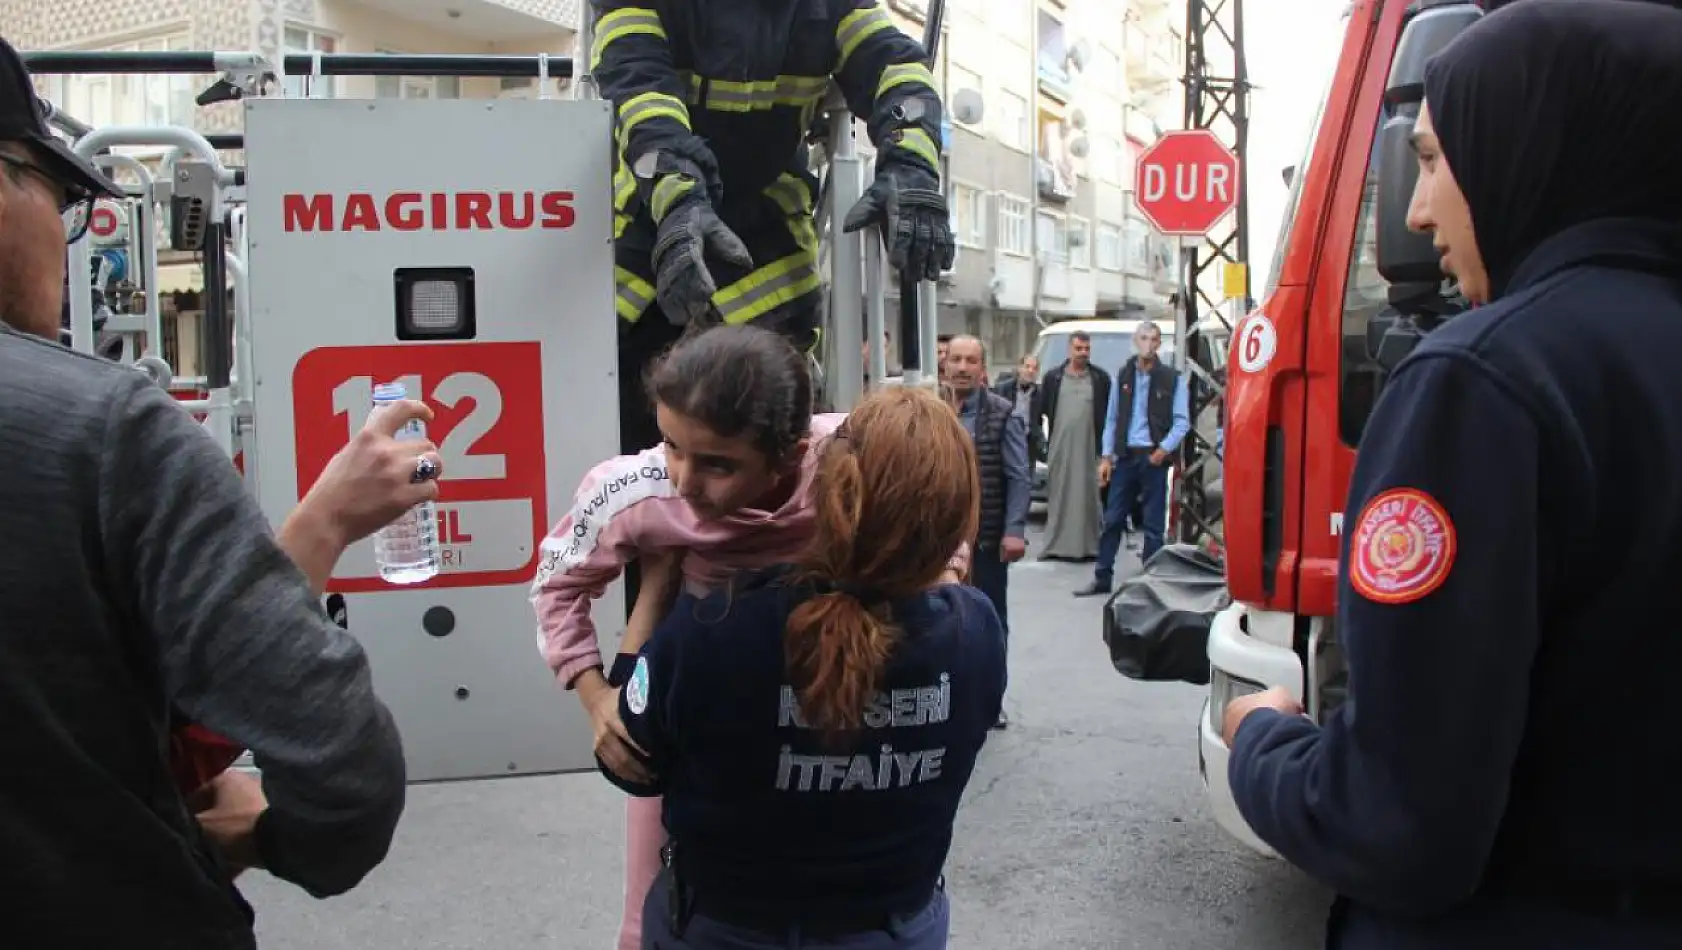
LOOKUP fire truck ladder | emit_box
[1174,0,1251,549]
[22,27,911,430]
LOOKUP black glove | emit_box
[842,159,957,282]
[643,153,752,327]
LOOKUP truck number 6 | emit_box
[331,373,507,481]
[1236,314,1277,374]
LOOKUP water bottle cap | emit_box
[372,382,408,403]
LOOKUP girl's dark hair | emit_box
[646,324,814,463]
[784,387,979,741]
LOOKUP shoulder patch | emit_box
[625,656,650,716]
[1349,488,1457,605]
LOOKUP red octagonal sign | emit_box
[1134,129,1241,237]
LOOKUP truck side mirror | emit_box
[1375,2,1482,290]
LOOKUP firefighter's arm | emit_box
[530,456,670,691]
[590,0,720,207]
[830,0,944,177]
[99,374,405,899]
[1226,351,1543,915]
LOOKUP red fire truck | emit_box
[1198,0,1485,854]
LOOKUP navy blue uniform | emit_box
[1229,218,1682,948]
[598,567,1005,947]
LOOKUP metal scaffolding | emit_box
[1175,0,1249,547]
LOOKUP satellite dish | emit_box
[1068,40,1091,71]
[952,87,985,125]
[1068,135,1090,159]
[1068,108,1088,131]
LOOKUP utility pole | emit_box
[1175,0,1249,547]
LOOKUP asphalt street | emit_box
[244,524,1332,949]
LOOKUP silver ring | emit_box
[411,456,440,483]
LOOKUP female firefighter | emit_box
[530,324,968,949]
[1222,1,1682,947]
[595,385,1005,948]
[590,0,958,454]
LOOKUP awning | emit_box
[155,262,205,294]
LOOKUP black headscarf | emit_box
[1424,0,1682,298]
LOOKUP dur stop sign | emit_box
[1134,129,1241,237]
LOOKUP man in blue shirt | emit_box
[944,335,1029,728]
[1075,320,1190,596]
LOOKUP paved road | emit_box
[245,528,1331,949]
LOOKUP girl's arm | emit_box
[529,452,678,692]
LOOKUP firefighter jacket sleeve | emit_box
[831,0,956,280]
[591,0,704,188]
[1226,350,1542,916]
[101,374,406,899]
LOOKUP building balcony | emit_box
[1036,157,1076,203]
[343,0,580,42]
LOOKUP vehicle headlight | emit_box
[1209,669,1265,734]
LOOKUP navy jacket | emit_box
[1228,220,1682,938]
[599,566,1006,922]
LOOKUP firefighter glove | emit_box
[842,161,956,282]
[651,185,753,327]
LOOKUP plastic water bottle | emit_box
[371,381,442,585]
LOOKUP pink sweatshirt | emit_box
[531,413,848,689]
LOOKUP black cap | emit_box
[0,35,122,198]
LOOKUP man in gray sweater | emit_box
[0,36,435,945]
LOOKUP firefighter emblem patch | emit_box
[626,656,650,716]
[1349,488,1456,605]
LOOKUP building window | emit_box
[996,90,1030,151]
[374,52,462,100]
[283,26,339,99]
[1036,210,1067,263]
[948,64,982,124]
[1068,216,1091,269]
[1097,222,1124,271]
[953,184,988,248]
[1124,217,1152,273]
[43,33,197,131]
[998,194,1030,256]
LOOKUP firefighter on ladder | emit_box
[592,0,958,454]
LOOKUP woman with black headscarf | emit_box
[1221,1,1682,947]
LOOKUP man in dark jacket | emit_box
[594,0,957,454]
[946,335,1029,729]
[991,351,1043,462]
[0,38,424,945]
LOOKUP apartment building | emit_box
[886,0,1186,370]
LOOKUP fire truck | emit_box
[1196,0,1483,854]
[21,3,947,784]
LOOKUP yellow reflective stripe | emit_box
[836,4,895,72]
[876,62,936,99]
[891,127,940,171]
[616,266,656,322]
[615,212,630,239]
[613,163,637,213]
[650,175,695,222]
[713,250,823,326]
[590,8,667,70]
[764,174,818,252]
[700,75,831,112]
[616,91,691,153]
